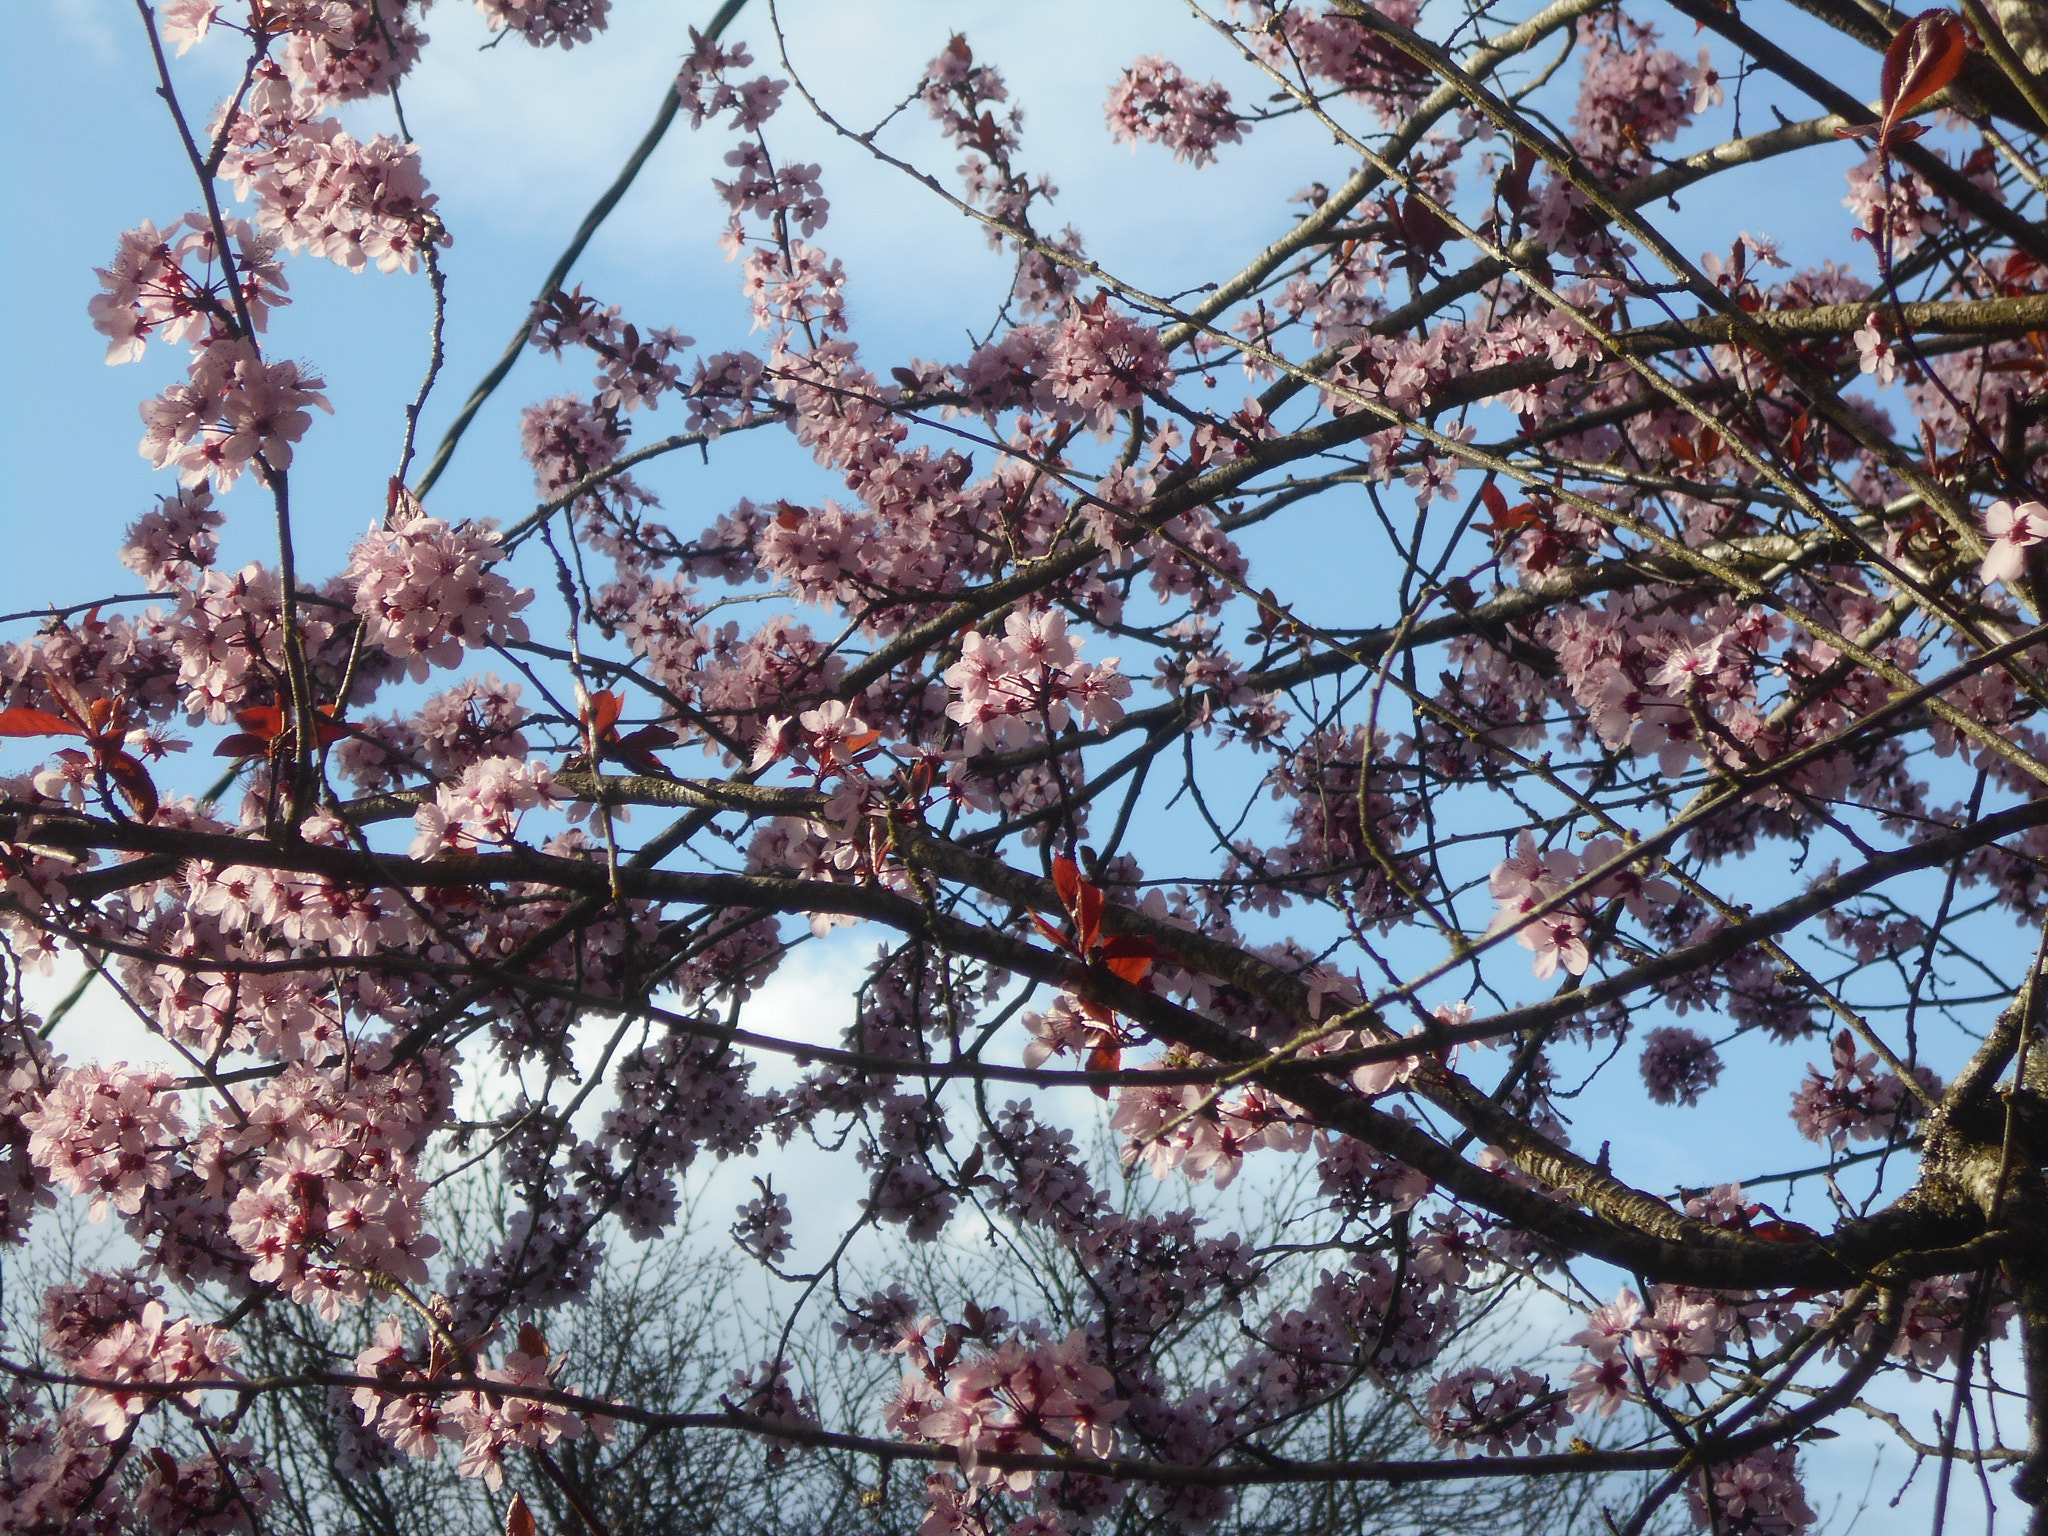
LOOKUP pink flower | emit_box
[1982,499,2048,587]
[347,508,533,680]
[1685,1445,1817,1535]
[1105,56,1246,168]
[1687,46,1724,111]
[1424,1365,1566,1454]
[138,339,331,489]
[1629,1287,1720,1390]
[159,0,218,54]
[474,0,613,49]
[23,1064,186,1221]
[1566,1354,1632,1417]
[410,757,565,858]
[72,1301,238,1437]
[1569,1287,1643,1359]
[1854,313,1898,385]
[1639,1026,1723,1106]
[1487,834,1593,978]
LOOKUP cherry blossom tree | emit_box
[3,1,2048,1533]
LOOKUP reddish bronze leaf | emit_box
[0,707,83,738]
[101,750,159,823]
[1880,10,1969,136]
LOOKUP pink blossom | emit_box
[1424,1365,1566,1455]
[71,1301,238,1437]
[1628,1286,1720,1390]
[347,509,533,680]
[1105,57,1246,167]
[23,1064,186,1221]
[474,0,613,48]
[1568,1287,1644,1359]
[1789,1029,1938,1149]
[1853,313,1898,385]
[1684,1445,1816,1535]
[1487,833,1592,978]
[221,111,449,275]
[1686,46,1724,112]
[159,0,218,54]
[1981,498,2048,587]
[134,1435,280,1533]
[410,757,565,858]
[1566,1354,1632,1417]
[1639,1026,1723,1106]
[138,339,331,489]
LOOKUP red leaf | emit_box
[102,751,159,823]
[1749,1220,1819,1244]
[233,703,287,741]
[1496,142,1539,215]
[1099,934,1167,986]
[1102,951,1154,986]
[517,1323,549,1360]
[505,1493,537,1536]
[1880,11,1969,144]
[1029,911,1079,955]
[228,702,346,750]
[1052,855,1083,914]
[1085,1042,1121,1097]
[1073,878,1104,956]
[0,707,83,739]
[41,672,93,728]
[609,723,678,777]
[1477,490,1544,544]
[1395,193,1452,257]
[310,707,349,748]
[584,689,625,741]
[214,733,270,758]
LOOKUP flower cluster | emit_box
[220,1062,446,1317]
[409,757,565,858]
[1423,1365,1566,1455]
[892,1325,1123,1497]
[1789,1030,1937,1149]
[530,286,693,414]
[1684,1445,1817,1536]
[23,1065,185,1221]
[943,610,1129,755]
[1112,1069,1310,1189]
[474,0,612,49]
[220,103,448,275]
[1638,1025,1723,1107]
[41,1277,239,1440]
[352,1321,600,1488]
[1104,56,1245,167]
[347,509,532,680]
[138,338,332,490]
[1487,833,1674,979]
[90,216,288,365]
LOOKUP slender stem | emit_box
[411,0,752,498]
